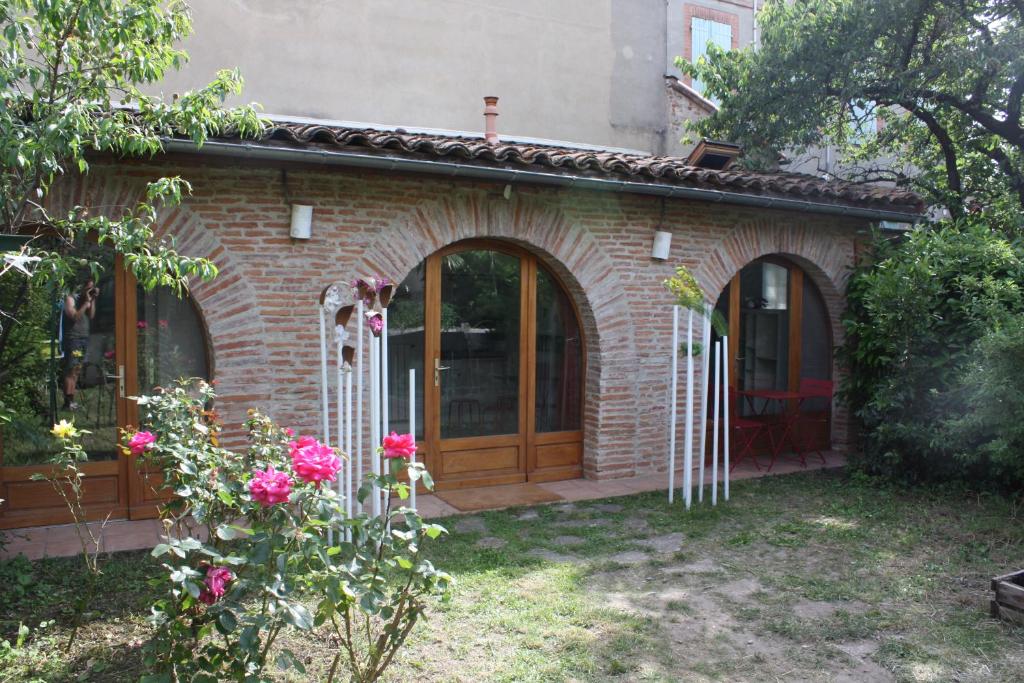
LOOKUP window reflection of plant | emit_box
[136,318,190,392]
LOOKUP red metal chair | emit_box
[728,388,768,472]
[796,378,834,464]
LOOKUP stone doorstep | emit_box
[1,452,847,561]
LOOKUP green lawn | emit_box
[2,470,1023,682]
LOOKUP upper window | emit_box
[691,16,732,98]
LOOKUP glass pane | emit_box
[535,268,581,432]
[136,286,209,394]
[387,262,425,440]
[0,240,119,464]
[440,250,520,439]
[800,277,831,413]
[738,262,789,415]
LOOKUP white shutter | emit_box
[691,17,712,95]
[691,17,731,97]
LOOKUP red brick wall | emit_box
[49,158,863,480]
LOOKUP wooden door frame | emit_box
[419,238,586,489]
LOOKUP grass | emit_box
[2,469,1023,681]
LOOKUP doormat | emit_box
[436,483,563,512]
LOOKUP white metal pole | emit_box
[684,309,695,509]
[409,367,417,512]
[698,313,711,502]
[335,333,345,543]
[723,334,730,502]
[344,362,353,535]
[356,300,364,515]
[711,339,721,506]
[370,328,381,517]
[382,308,390,441]
[318,309,330,448]
[668,305,679,503]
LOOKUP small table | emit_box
[736,389,810,469]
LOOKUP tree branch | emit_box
[902,101,964,215]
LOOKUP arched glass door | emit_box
[710,257,833,453]
[388,240,584,489]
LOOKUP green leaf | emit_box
[217,609,237,634]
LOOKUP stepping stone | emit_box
[552,535,586,546]
[476,536,507,550]
[623,518,651,532]
[528,549,577,563]
[636,532,685,553]
[591,503,624,513]
[555,518,611,529]
[553,503,577,514]
[454,516,487,533]
[610,550,649,564]
[516,509,540,521]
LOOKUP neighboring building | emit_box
[0,1,922,529]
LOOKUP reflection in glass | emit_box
[136,286,209,394]
[440,250,520,439]
[387,263,425,440]
[800,277,831,413]
[0,240,119,464]
[535,268,581,432]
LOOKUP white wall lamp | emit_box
[651,230,673,260]
[290,204,313,240]
[651,197,672,260]
[282,169,313,240]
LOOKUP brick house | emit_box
[0,1,922,528]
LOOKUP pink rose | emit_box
[382,432,416,459]
[128,431,156,456]
[136,320,148,329]
[158,319,169,329]
[284,427,295,437]
[198,565,234,605]
[103,349,115,359]
[287,435,318,458]
[290,439,341,485]
[248,466,293,506]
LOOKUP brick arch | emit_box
[359,193,635,478]
[691,218,854,449]
[45,172,271,444]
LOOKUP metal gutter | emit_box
[162,139,923,224]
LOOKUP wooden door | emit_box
[388,240,584,490]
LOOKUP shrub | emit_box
[942,317,1024,488]
[136,380,451,682]
[840,219,1024,487]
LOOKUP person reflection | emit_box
[62,277,98,411]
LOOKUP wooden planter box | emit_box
[991,569,1024,624]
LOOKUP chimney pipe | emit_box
[483,96,499,144]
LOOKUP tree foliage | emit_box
[0,0,264,420]
[682,0,1024,224]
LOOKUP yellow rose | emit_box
[51,419,78,440]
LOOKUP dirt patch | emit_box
[636,532,685,554]
[475,536,507,549]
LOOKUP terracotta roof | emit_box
[215,121,925,215]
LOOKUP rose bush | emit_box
[135,380,451,682]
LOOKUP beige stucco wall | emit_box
[158,0,659,152]
[156,0,761,155]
